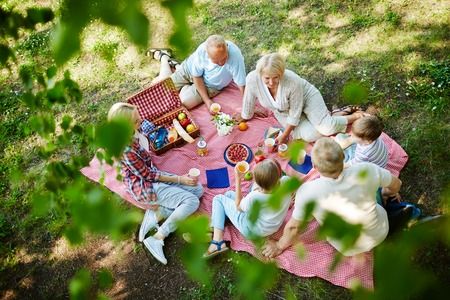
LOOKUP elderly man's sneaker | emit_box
[139,210,158,242]
[143,236,167,265]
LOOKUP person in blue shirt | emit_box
[150,35,246,112]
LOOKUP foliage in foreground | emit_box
[0,0,449,299]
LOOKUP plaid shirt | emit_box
[121,139,160,204]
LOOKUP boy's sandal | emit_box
[168,58,180,68]
[331,105,361,116]
[203,240,229,259]
[146,48,173,61]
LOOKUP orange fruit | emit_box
[238,121,248,131]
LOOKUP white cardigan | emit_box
[241,69,319,126]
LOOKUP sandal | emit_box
[203,240,229,259]
[331,105,361,116]
[146,48,173,61]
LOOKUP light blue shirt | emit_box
[183,40,246,90]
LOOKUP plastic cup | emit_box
[210,103,221,114]
[235,161,250,174]
[277,143,288,158]
[297,150,306,165]
[188,168,200,179]
[264,138,276,153]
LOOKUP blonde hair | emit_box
[206,34,227,50]
[311,138,344,177]
[253,159,281,192]
[107,102,138,124]
[352,116,383,142]
[256,53,286,78]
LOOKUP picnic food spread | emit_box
[212,112,235,136]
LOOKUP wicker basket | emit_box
[147,107,200,155]
[127,78,200,155]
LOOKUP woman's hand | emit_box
[179,175,198,186]
[276,132,289,145]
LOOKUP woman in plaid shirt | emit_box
[108,103,203,265]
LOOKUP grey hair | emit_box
[255,53,286,78]
[206,35,227,49]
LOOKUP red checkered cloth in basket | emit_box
[81,83,409,289]
[127,78,181,121]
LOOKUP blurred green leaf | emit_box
[0,43,15,66]
[160,0,193,57]
[65,225,84,245]
[318,212,362,253]
[69,268,92,300]
[61,115,73,130]
[248,200,262,225]
[97,269,113,290]
[29,113,56,138]
[234,254,278,299]
[25,8,54,25]
[267,177,301,210]
[342,80,369,105]
[178,215,212,285]
[287,140,305,162]
[32,192,55,216]
[95,119,133,158]
[51,23,82,65]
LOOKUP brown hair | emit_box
[311,138,344,177]
[352,116,383,142]
[253,159,281,192]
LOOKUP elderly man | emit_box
[262,137,402,258]
[150,35,246,112]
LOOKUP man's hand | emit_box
[262,239,283,258]
[275,132,289,145]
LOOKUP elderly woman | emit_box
[107,102,203,265]
[240,53,364,143]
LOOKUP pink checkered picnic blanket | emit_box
[127,78,181,120]
[81,83,409,289]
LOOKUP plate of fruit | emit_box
[224,143,253,166]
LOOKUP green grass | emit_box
[1,0,449,298]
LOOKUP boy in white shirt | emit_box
[337,115,388,168]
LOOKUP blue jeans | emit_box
[211,191,252,238]
[153,172,203,237]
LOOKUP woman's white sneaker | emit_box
[143,236,167,265]
[139,210,158,242]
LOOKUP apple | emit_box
[179,118,191,128]
[178,112,187,121]
[186,124,196,133]
[244,172,253,181]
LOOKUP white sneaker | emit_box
[143,236,167,265]
[139,210,158,242]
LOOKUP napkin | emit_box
[206,167,230,188]
[288,154,313,174]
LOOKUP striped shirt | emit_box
[121,139,160,204]
[347,137,388,168]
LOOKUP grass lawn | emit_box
[0,0,449,299]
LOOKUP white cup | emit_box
[188,168,200,179]
[210,103,221,114]
[235,161,250,174]
[264,138,276,153]
[297,149,306,165]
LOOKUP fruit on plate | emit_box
[179,118,191,128]
[238,121,248,131]
[178,112,187,121]
[244,172,253,181]
[186,124,196,133]
[226,143,249,164]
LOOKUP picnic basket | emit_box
[127,77,200,155]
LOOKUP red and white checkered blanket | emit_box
[81,83,408,289]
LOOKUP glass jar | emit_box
[278,143,288,158]
[196,137,208,156]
